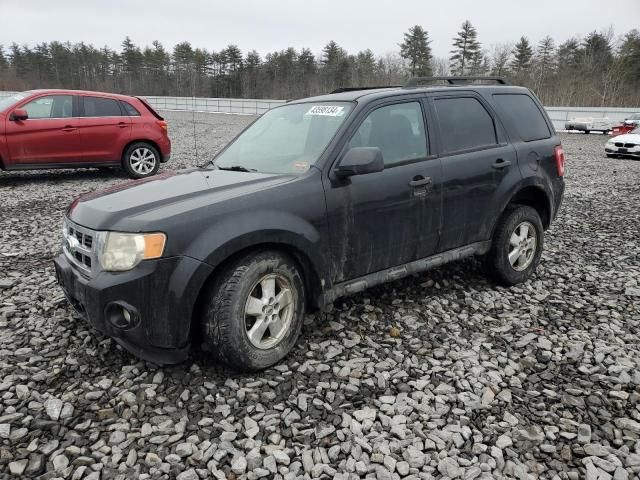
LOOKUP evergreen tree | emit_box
[449,20,481,75]
[355,49,377,84]
[556,38,581,71]
[399,25,432,76]
[510,36,534,73]
[536,36,556,76]
[322,41,349,89]
[0,45,6,70]
[619,30,640,85]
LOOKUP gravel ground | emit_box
[0,112,639,480]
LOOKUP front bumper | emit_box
[54,253,212,364]
[605,145,640,156]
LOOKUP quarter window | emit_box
[434,97,497,153]
[492,94,551,141]
[22,95,73,119]
[82,96,123,117]
[121,101,141,116]
[348,102,428,166]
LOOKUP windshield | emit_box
[628,114,640,120]
[632,127,640,134]
[0,93,27,112]
[214,102,353,174]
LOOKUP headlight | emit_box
[97,232,166,271]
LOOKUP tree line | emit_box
[1,22,638,107]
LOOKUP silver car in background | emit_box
[565,117,614,134]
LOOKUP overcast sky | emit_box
[2,0,639,58]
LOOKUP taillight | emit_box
[157,120,168,134]
[554,145,565,177]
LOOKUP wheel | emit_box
[484,205,544,286]
[201,251,305,371]
[122,142,160,179]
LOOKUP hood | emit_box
[68,168,294,231]
[608,133,640,143]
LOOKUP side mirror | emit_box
[335,147,384,178]
[10,109,28,121]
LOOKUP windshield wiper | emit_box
[216,165,257,173]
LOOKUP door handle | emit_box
[62,125,77,132]
[492,158,511,169]
[117,122,128,128]
[409,176,432,188]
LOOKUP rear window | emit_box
[492,94,551,142]
[82,96,123,117]
[434,97,497,153]
[120,101,141,116]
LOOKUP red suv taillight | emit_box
[157,120,168,135]
[554,145,565,177]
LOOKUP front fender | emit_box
[186,209,330,292]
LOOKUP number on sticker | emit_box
[306,105,345,117]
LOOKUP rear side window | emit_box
[120,101,140,116]
[22,95,73,119]
[492,94,551,142]
[82,96,123,117]
[348,102,428,166]
[434,97,497,153]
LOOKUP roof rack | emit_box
[405,76,510,87]
[330,85,402,94]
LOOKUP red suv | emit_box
[0,89,171,178]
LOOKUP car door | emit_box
[323,98,443,282]
[5,94,83,165]
[428,93,519,251]
[79,95,131,162]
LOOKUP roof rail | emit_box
[405,76,510,87]
[330,85,402,94]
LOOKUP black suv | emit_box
[54,77,565,371]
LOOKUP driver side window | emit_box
[348,102,428,166]
[23,95,73,119]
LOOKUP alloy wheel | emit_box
[244,273,294,350]
[129,147,157,175]
[508,221,537,271]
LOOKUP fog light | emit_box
[104,302,139,330]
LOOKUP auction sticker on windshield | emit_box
[306,105,345,117]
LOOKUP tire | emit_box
[484,205,544,286]
[201,251,305,371]
[606,154,616,158]
[122,142,160,179]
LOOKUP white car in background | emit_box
[605,127,640,158]
[565,117,614,134]
[623,113,640,127]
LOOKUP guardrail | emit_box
[1,91,637,129]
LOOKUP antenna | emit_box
[191,69,199,162]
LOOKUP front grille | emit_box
[63,220,97,276]
[615,142,623,147]
[624,143,636,148]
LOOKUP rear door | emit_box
[429,92,519,251]
[78,95,131,162]
[5,94,83,165]
[323,98,443,282]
